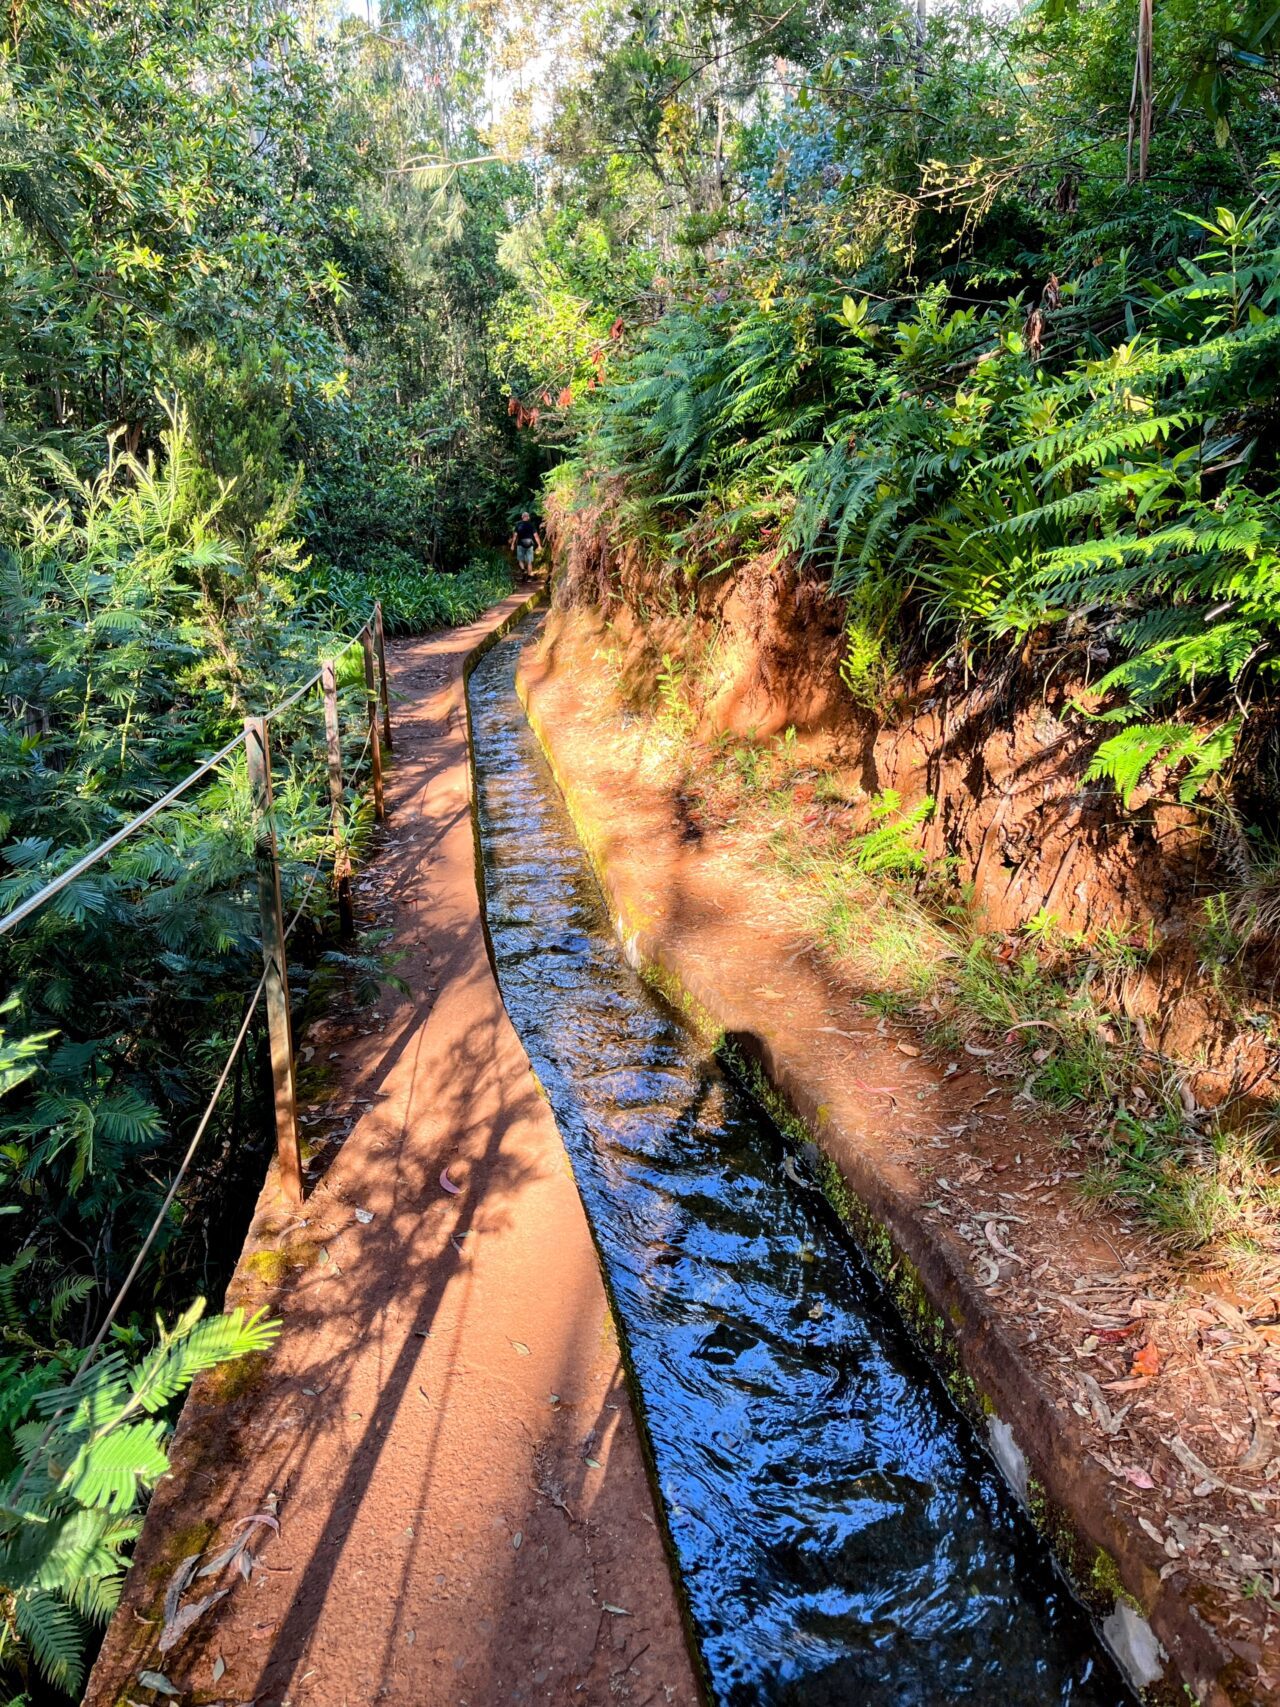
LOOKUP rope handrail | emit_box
[2,596,392,1433]
[0,615,373,941]
[4,602,393,1496]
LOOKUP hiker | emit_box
[509,511,542,573]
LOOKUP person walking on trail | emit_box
[510,511,542,574]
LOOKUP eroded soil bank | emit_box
[547,494,1279,1104]
[517,604,1280,1707]
[84,589,699,1707]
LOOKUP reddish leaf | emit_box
[439,1167,462,1195]
[1131,1340,1161,1378]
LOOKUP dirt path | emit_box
[85,590,700,1707]
[518,607,1280,1707]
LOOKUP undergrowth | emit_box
[307,551,514,638]
[645,668,1280,1270]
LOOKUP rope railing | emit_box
[0,611,382,942]
[2,600,398,1505]
[2,601,395,1223]
[0,732,245,940]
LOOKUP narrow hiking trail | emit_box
[85,590,697,1707]
[86,595,1137,1707]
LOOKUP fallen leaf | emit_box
[511,1340,530,1356]
[897,1042,921,1057]
[1122,1467,1155,1490]
[138,1673,182,1698]
[512,1530,523,1549]
[354,1207,374,1224]
[781,1155,807,1187]
[233,1512,280,1539]
[850,1078,899,1104]
[161,1555,199,1630]
[984,1221,1024,1265]
[1168,1434,1276,1510]
[159,1589,229,1653]
[213,1655,226,1684]
[1131,1341,1161,1378]
[439,1167,462,1195]
[602,1604,631,1615]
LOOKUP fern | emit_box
[849,791,936,876]
[1084,722,1239,806]
[0,1302,278,1691]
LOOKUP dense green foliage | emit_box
[6,0,1280,1687]
[1,0,524,565]
[500,0,1280,812]
[309,550,514,636]
[0,1301,277,1694]
[0,2,523,1693]
[0,410,377,1701]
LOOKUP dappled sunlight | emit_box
[84,597,693,1707]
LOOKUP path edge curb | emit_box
[462,597,714,1704]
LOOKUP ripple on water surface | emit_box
[469,627,1131,1707]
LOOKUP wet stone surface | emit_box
[470,625,1131,1707]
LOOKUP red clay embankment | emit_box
[517,606,1280,1707]
[84,588,701,1707]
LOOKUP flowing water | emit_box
[469,623,1129,1707]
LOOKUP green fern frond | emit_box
[12,1591,86,1692]
[1084,721,1239,806]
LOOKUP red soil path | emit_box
[84,589,700,1707]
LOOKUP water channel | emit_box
[469,621,1129,1706]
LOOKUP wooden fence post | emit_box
[361,628,385,823]
[321,661,355,941]
[243,715,303,1204]
[373,600,392,753]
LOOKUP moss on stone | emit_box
[1090,1545,1143,1613]
[147,1518,216,1586]
[245,1240,319,1287]
[817,1155,853,1223]
[642,961,720,1044]
[202,1348,272,1404]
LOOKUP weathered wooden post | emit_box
[321,660,355,941]
[373,600,392,753]
[243,715,303,1203]
[361,627,386,823]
